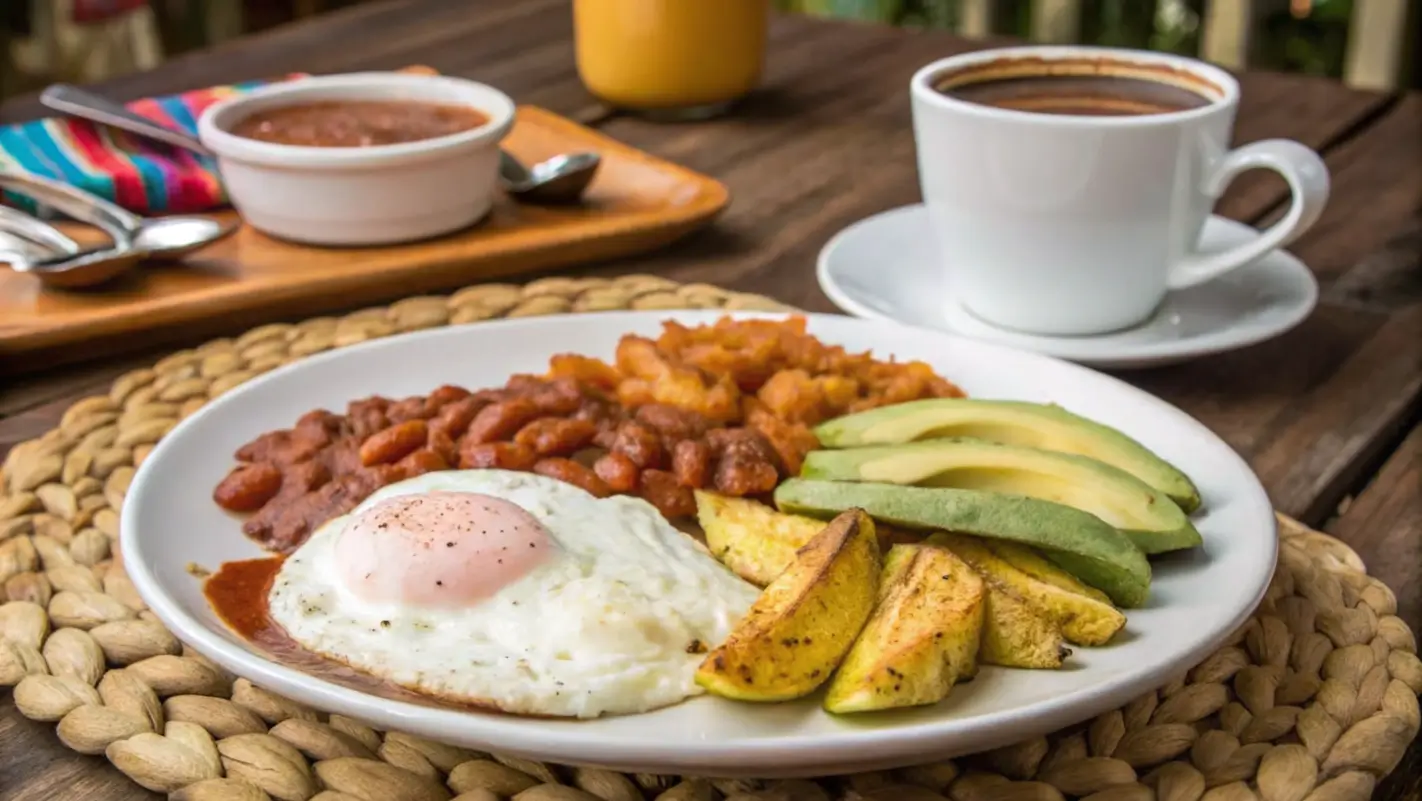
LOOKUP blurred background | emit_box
[783,0,1416,84]
[1,0,1417,103]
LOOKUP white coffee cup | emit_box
[910,46,1330,336]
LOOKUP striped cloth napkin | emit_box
[0,77,298,215]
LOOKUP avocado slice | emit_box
[812,399,1201,514]
[773,478,1151,608]
[800,438,1202,555]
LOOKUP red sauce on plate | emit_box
[229,100,490,147]
[203,556,510,712]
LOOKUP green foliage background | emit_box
[772,0,1358,79]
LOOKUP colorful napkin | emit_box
[0,77,298,215]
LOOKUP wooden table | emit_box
[1,1,1419,798]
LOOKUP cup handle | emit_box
[1167,139,1330,290]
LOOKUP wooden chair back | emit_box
[955,0,1414,91]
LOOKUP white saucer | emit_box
[817,204,1319,369]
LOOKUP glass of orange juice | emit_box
[573,0,770,120]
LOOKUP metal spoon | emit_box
[498,150,601,203]
[0,168,233,262]
[42,83,214,155]
[45,82,601,204]
[0,230,49,261]
[0,180,214,288]
[0,223,143,290]
[0,204,83,255]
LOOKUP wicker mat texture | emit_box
[0,275,1419,801]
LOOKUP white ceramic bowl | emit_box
[198,72,515,246]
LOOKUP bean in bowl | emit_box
[228,100,491,147]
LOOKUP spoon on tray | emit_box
[498,150,601,203]
[0,176,217,288]
[0,204,84,255]
[0,170,235,263]
[0,214,144,290]
[42,83,602,204]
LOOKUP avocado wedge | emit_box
[812,399,1201,514]
[773,478,1151,608]
[801,438,1202,555]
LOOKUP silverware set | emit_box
[1,83,602,290]
[0,170,240,289]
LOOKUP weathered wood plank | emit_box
[1272,95,1422,288]
[0,696,157,801]
[1127,302,1389,457]
[1243,303,1421,521]
[0,352,149,418]
[1374,737,1422,801]
[1329,421,1422,632]
[1320,419,1422,801]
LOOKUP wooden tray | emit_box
[0,106,728,374]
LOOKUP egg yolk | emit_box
[334,490,554,608]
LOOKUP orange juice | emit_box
[573,0,770,117]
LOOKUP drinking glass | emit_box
[573,0,770,120]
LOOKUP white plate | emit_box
[123,310,1277,778]
[817,204,1319,369]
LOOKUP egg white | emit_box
[267,469,760,718]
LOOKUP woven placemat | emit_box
[1,274,1419,801]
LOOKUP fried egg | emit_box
[268,469,759,718]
